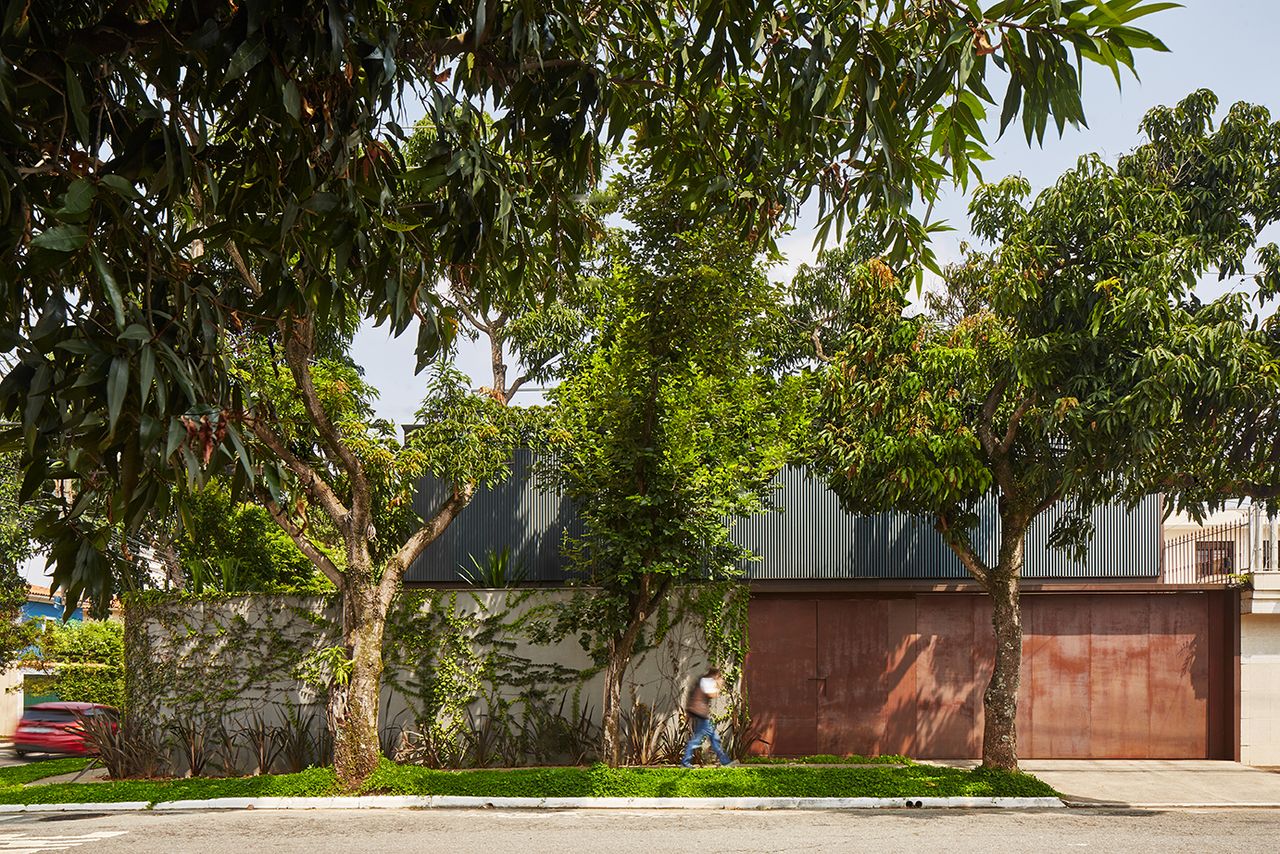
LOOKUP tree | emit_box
[809,90,1280,770]
[225,322,528,786]
[28,619,126,710]
[0,449,43,669]
[170,479,334,594]
[547,171,800,765]
[1,1,1172,786]
[1,2,1173,615]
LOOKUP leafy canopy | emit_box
[550,167,801,599]
[813,90,1280,565]
[1,1,1172,606]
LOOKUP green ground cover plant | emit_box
[742,754,912,766]
[0,757,91,787]
[361,761,1056,799]
[0,767,339,805]
[0,761,1056,806]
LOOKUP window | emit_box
[1195,541,1234,578]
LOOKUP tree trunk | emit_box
[981,566,1022,771]
[329,581,389,789]
[601,629,639,767]
[980,499,1030,772]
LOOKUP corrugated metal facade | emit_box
[406,460,1162,584]
[409,449,586,583]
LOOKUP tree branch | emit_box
[935,509,991,588]
[377,482,477,607]
[976,377,1007,458]
[810,310,838,363]
[259,490,344,587]
[977,378,1024,496]
[281,314,370,533]
[225,240,262,297]
[507,369,539,400]
[996,392,1035,456]
[245,419,350,526]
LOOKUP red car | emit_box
[12,702,117,756]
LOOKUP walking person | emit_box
[680,667,734,768]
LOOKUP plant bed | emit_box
[362,760,1058,799]
[0,760,1058,807]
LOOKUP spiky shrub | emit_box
[166,715,217,778]
[458,547,528,588]
[77,713,166,780]
[236,711,285,776]
[721,699,769,762]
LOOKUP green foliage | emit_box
[29,619,125,709]
[0,767,340,806]
[546,167,801,763]
[459,548,528,588]
[814,90,1280,565]
[1,1,1173,616]
[0,451,44,666]
[38,618,123,664]
[0,563,36,673]
[174,480,332,594]
[549,168,800,599]
[362,759,1058,799]
[0,757,1056,805]
[0,757,91,787]
[296,646,355,691]
[743,754,912,766]
[0,451,43,571]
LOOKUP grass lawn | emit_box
[0,759,1058,806]
[0,757,93,787]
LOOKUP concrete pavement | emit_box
[1024,760,1280,807]
[3,805,1280,853]
[934,759,1280,807]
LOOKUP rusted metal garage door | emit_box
[744,591,1236,759]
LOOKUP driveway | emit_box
[1017,760,1280,807]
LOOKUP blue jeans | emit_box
[681,715,731,766]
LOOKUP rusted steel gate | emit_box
[745,591,1237,759]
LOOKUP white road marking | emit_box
[0,831,126,853]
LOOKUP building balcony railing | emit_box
[1162,509,1280,585]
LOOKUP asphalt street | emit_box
[1,807,1278,854]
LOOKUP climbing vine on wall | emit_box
[123,591,339,729]
[125,585,753,769]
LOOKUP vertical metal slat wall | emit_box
[406,459,1161,583]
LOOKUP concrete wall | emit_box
[378,589,719,736]
[0,668,22,736]
[1241,613,1280,766]
[126,588,734,772]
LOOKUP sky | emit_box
[351,0,1280,426]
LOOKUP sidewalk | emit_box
[945,760,1280,808]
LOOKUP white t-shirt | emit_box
[699,677,720,698]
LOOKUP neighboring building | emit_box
[407,453,1274,763]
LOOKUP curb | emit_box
[0,795,1065,813]
[1064,800,1280,810]
[0,802,150,813]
